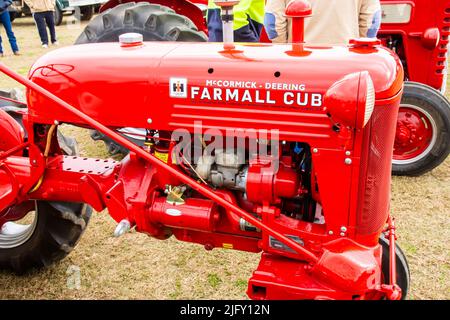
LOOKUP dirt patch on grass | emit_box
[0,17,449,300]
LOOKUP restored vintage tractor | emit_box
[0,0,410,299]
[74,0,450,177]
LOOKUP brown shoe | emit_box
[13,51,20,56]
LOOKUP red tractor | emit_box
[0,0,410,300]
[378,0,450,175]
[73,0,450,177]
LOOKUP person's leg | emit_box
[0,11,19,53]
[33,12,49,45]
[44,11,57,44]
[0,13,5,55]
[0,34,4,56]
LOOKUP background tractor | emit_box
[74,0,450,177]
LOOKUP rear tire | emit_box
[0,202,92,273]
[75,2,206,44]
[392,82,450,176]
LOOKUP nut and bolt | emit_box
[340,226,347,232]
[328,230,334,235]
[53,120,59,125]
[147,118,153,124]
[344,158,352,165]
[340,232,346,237]
[312,148,318,153]
[345,151,351,156]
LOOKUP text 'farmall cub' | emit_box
[0,0,410,299]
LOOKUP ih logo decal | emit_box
[170,77,187,98]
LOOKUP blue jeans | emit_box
[0,10,19,53]
[33,11,56,45]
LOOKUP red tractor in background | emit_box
[378,0,450,175]
[73,0,450,177]
[0,0,411,300]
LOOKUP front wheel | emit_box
[0,201,92,273]
[379,236,410,300]
[392,82,450,176]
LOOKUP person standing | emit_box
[207,0,265,42]
[24,0,58,48]
[264,0,381,45]
[0,0,20,56]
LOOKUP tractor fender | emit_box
[99,0,207,34]
[0,108,24,153]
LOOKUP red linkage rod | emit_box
[0,63,319,264]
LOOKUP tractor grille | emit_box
[355,103,399,236]
[436,6,450,76]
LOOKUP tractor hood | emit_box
[27,41,403,145]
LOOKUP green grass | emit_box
[207,274,222,288]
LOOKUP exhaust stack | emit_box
[285,0,312,52]
[214,0,240,49]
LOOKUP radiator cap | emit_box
[119,33,143,47]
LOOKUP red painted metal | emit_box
[0,12,405,298]
[323,71,374,129]
[379,216,402,300]
[248,241,381,300]
[0,63,320,264]
[149,197,219,232]
[379,0,450,91]
[25,43,402,128]
[393,106,434,160]
[0,142,29,161]
[0,109,24,153]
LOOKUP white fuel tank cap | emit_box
[119,33,143,47]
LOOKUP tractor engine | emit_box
[0,1,407,300]
[195,150,300,206]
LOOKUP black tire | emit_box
[75,2,207,44]
[8,11,20,22]
[90,129,135,155]
[379,236,410,300]
[0,201,92,273]
[80,5,94,21]
[75,2,206,155]
[54,6,63,26]
[392,82,450,176]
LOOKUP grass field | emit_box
[0,17,449,300]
